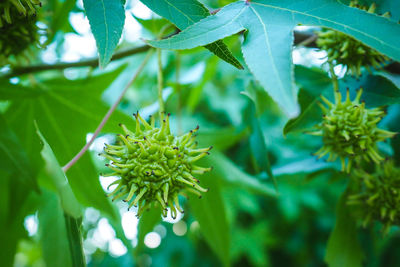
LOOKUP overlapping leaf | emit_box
[4,67,133,218]
[147,0,400,117]
[325,191,363,267]
[140,0,243,69]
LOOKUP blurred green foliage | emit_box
[1,0,400,267]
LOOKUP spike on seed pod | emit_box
[101,113,212,218]
[316,0,390,77]
[309,89,396,172]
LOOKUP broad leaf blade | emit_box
[205,151,277,197]
[284,65,332,135]
[83,0,125,68]
[189,169,230,267]
[5,68,131,218]
[148,0,400,116]
[36,125,82,218]
[250,0,400,61]
[241,16,299,117]
[135,208,162,254]
[140,0,243,69]
[38,190,73,267]
[325,191,363,267]
[0,115,38,192]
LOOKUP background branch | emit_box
[3,31,400,78]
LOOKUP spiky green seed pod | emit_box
[310,89,396,172]
[348,161,400,234]
[0,0,41,65]
[101,112,212,218]
[316,1,389,76]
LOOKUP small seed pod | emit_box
[316,0,389,76]
[310,89,396,172]
[348,161,400,234]
[0,0,41,66]
[101,112,212,218]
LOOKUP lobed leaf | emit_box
[140,0,243,69]
[147,0,400,117]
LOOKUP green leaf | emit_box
[148,0,400,117]
[36,125,82,218]
[0,114,38,192]
[5,68,131,219]
[249,114,276,189]
[197,126,247,151]
[0,78,40,100]
[47,0,76,43]
[38,190,73,267]
[140,0,243,70]
[135,208,162,254]
[284,65,332,135]
[339,72,400,107]
[64,214,86,267]
[83,0,126,68]
[0,172,33,267]
[243,92,276,188]
[189,169,231,267]
[325,191,363,267]
[204,151,277,197]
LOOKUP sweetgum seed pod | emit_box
[348,161,400,234]
[102,113,212,218]
[0,0,41,66]
[309,89,396,172]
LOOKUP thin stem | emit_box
[175,51,182,134]
[62,50,154,173]
[157,48,165,115]
[154,25,172,116]
[329,63,339,92]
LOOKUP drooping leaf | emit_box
[135,208,162,255]
[189,168,231,267]
[5,67,132,219]
[203,151,277,197]
[83,0,126,68]
[140,0,243,70]
[36,127,85,266]
[37,190,73,267]
[147,0,400,117]
[36,125,82,218]
[284,65,332,135]
[243,92,276,189]
[325,191,364,267]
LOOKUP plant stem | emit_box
[175,51,182,134]
[157,48,165,115]
[62,49,154,173]
[329,63,339,92]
